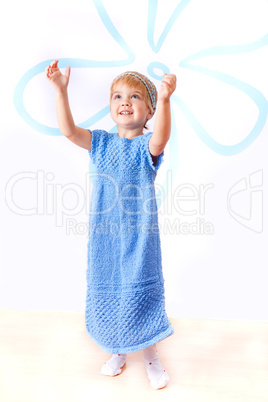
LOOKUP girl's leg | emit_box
[142,344,169,390]
[101,353,127,376]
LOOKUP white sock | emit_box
[101,353,127,376]
[143,344,169,390]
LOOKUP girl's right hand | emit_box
[45,60,70,93]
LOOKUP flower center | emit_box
[147,62,170,81]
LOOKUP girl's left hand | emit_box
[158,74,177,101]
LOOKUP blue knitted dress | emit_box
[85,129,174,354]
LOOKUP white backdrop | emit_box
[0,0,267,321]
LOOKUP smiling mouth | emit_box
[119,111,133,115]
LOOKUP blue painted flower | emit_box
[14,0,268,204]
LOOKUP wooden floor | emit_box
[0,310,267,402]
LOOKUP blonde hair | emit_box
[110,71,158,130]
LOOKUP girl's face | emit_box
[110,83,153,132]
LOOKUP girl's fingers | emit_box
[46,65,57,79]
[50,60,58,68]
[161,80,171,89]
[45,65,52,78]
[65,66,71,79]
[162,74,176,91]
[46,60,60,78]
[162,74,176,83]
[48,60,59,74]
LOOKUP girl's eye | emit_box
[132,94,139,99]
[114,95,121,99]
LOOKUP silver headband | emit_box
[113,72,156,110]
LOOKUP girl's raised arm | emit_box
[149,74,177,157]
[46,60,92,150]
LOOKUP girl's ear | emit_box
[147,111,153,121]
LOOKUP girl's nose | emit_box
[122,99,130,106]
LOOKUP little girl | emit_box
[46,61,177,390]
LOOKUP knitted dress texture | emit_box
[86,129,174,354]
